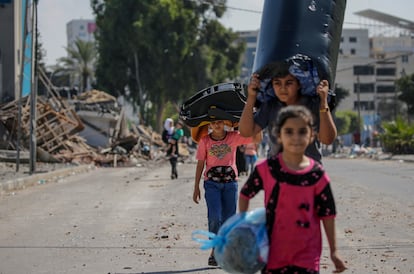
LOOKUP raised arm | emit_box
[239,74,264,137]
[317,80,337,144]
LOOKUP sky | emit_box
[37,0,414,66]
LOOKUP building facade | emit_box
[0,0,25,103]
[336,29,414,133]
[66,19,96,50]
[65,19,96,91]
[237,11,414,117]
[236,11,414,145]
[237,30,259,83]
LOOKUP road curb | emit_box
[390,155,414,163]
[0,164,95,196]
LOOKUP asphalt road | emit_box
[0,157,413,274]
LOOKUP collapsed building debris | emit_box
[0,81,92,163]
[0,69,185,167]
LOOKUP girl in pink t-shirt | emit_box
[239,105,346,273]
[192,120,256,267]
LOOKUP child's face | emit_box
[277,117,313,155]
[210,120,225,133]
[271,74,301,105]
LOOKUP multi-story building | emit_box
[66,19,96,50]
[0,0,28,103]
[237,30,259,83]
[65,19,96,91]
[335,9,414,143]
[236,9,414,144]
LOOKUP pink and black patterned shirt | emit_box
[240,153,336,271]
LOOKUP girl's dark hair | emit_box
[256,61,291,80]
[273,105,315,138]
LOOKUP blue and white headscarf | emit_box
[256,54,321,104]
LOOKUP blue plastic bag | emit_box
[192,208,269,274]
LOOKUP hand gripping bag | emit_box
[192,208,269,274]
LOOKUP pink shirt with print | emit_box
[196,131,253,181]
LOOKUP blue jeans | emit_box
[204,180,238,234]
[245,155,257,175]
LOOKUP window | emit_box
[376,68,396,76]
[350,48,356,55]
[339,49,343,54]
[354,83,375,93]
[349,37,357,42]
[377,85,395,93]
[353,65,374,75]
[376,53,386,59]
[245,37,257,43]
[402,55,409,63]
[354,101,374,111]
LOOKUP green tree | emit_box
[56,39,97,93]
[333,111,351,135]
[380,117,414,153]
[332,84,349,109]
[91,0,245,131]
[395,74,414,116]
[334,110,361,135]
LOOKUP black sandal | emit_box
[208,255,217,266]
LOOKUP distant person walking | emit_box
[244,142,258,175]
[260,131,270,157]
[162,118,174,145]
[167,120,184,179]
[236,145,247,176]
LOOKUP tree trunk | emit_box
[82,72,88,92]
[155,96,166,133]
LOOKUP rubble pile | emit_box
[0,88,93,163]
[0,71,183,166]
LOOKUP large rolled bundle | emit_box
[180,83,246,128]
[253,0,346,102]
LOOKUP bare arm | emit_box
[252,131,263,143]
[169,139,177,155]
[193,160,205,204]
[239,74,263,137]
[322,218,347,273]
[317,80,337,144]
[238,196,250,212]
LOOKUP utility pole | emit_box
[372,69,378,147]
[29,0,38,174]
[356,76,361,144]
[16,0,29,172]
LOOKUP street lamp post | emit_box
[372,71,378,148]
[356,76,361,144]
